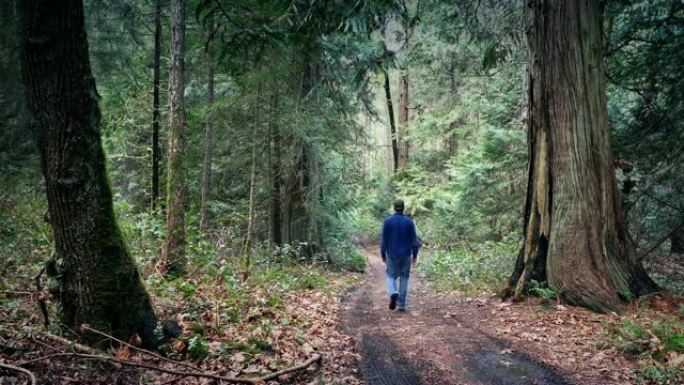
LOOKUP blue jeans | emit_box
[385,256,411,309]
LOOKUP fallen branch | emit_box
[0,362,36,385]
[19,352,322,384]
[38,332,99,355]
[79,324,202,372]
[638,220,684,261]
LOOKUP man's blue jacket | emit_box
[381,212,420,260]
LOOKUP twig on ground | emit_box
[0,362,37,385]
[38,332,99,355]
[79,324,202,372]
[19,351,322,384]
[0,290,34,296]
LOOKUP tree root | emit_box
[0,362,36,385]
[19,351,322,384]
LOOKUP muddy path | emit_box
[340,245,574,385]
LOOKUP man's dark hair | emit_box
[393,199,405,213]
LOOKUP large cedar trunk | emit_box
[397,71,410,169]
[151,0,161,211]
[503,0,657,311]
[18,0,157,346]
[161,0,187,275]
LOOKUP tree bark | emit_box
[672,227,684,255]
[18,0,157,347]
[282,63,321,256]
[199,36,214,232]
[397,71,410,169]
[503,0,657,311]
[161,0,187,276]
[269,94,283,250]
[151,0,161,211]
[382,68,398,172]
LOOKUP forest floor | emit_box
[2,243,683,384]
[340,245,683,385]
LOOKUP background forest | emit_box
[1,0,683,384]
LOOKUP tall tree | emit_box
[382,68,399,172]
[269,93,283,250]
[18,0,157,346]
[151,0,162,211]
[199,30,215,232]
[397,71,410,169]
[161,0,187,276]
[502,0,657,311]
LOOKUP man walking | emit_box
[381,199,420,311]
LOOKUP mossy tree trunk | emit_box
[503,0,658,311]
[161,0,187,276]
[18,0,157,347]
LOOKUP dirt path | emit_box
[340,245,574,385]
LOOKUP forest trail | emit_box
[340,245,574,385]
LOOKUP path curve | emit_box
[341,245,574,385]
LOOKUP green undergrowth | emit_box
[419,239,517,293]
[603,314,684,384]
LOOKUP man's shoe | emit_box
[397,308,406,312]
[389,293,398,310]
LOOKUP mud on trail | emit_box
[340,245,614,385]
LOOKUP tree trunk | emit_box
[151,0,161,211]
[382,68,398,172]
[243,119,258,278]
[672,226,684,255]
[245,86,261,252]
[199,38,214,232]
[269,94,283,250]
[282,63,320,256]
[18,0,157,347]
[503,0,657,311]
[397,71,410,169]
[161,0,187,276]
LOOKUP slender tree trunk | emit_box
[502,0,657,311]
[245,90,260,251]
[18,0,157,347]
[151,0,161,211]
[382,68,398,172]
[269,94,282,250]
[397,71,410,169]
[161,0,187,276]
[199,39,214,232]
[446,63,459,157]
[243,124,258,275]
